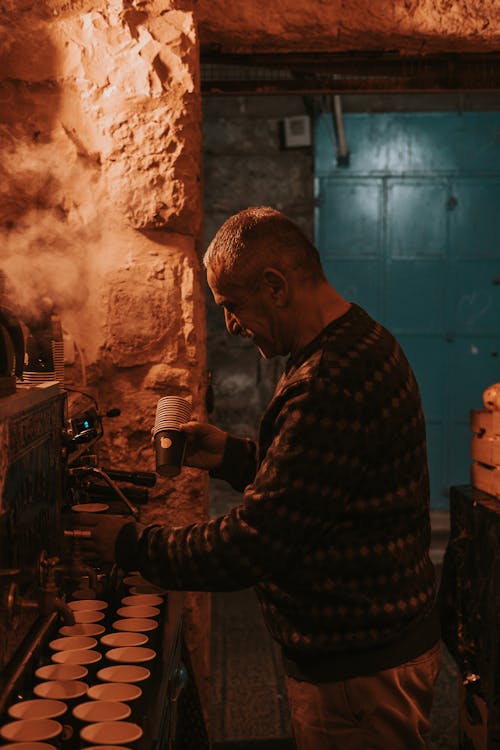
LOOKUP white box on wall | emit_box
[283,115,311,148]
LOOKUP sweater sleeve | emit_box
[209,435,257,492]
[125,382,339,592]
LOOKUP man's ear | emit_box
[262,267,288,306]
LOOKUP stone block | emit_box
[143,364,192,391]
[203,117,280,155]
[203,153,313,215]
[0,3,201,234]
[105,261,181,367]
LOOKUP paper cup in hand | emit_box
[153,396,192,478]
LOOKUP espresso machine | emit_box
[0,332,206,747]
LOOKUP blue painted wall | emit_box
[314,112,500,508]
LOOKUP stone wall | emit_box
[197,0,500,53]
[0,0,210,721]
[202,95,314,456]
[2,0,499,735]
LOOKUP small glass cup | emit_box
[72,700,131,723]
[8,700,67,721]
[33,681,89,703]
[116,605,160,619]
[96,665,151,684]
[0,719,62,744]
[121,594,163,607]
[7,700,71,748]
[80,720,143,748]
[72,610,106,624]
[51,649,102,667]
[34,664,88,682]
[100,632,148,649]
[70,503,109,514]
[58,623,105,637]
[105,647,156,666]
[67,600,108,612]
[49,636,97,652]
[87,683,142,704]
[111,618,158,634]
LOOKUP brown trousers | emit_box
[285,642,441,750]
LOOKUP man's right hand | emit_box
[180,421,228,470]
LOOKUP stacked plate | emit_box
[22,370,56,384]
[153,396,192,434]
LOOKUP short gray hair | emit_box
[204,207,324,285]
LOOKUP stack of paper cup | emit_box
[153,396,192,478]
[23,333,55,383]
[153,396,192,432]
[51,339,65,384]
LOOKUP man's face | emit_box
[207,265,284,358]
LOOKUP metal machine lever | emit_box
[67,466,140,519]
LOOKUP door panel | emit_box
[322,258,382,321]
[314,112,500,509]
[386,181,448,257]
[316,179,381,256]
[396,335,448,422]
[448,337,500,416]
[450,261,500,334]
[386,259,447,334]
[450,178,500,257]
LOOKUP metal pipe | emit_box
[333,94,350,166]
[67,467,140,519]
[0,611,58,716]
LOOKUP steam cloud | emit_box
[0,139,100,325]
[1,211,93,324]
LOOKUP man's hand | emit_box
[179,421,228,470]
[73,514,141,565]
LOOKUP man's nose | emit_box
[225,310,241,336]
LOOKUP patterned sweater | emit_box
[119,303,439,681]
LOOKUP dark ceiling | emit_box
[201,52,500,95]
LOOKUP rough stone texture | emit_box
[197,0,500,53]
[0,0,210,729]
[1,0,201,233]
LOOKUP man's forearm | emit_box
[209,435,257,491]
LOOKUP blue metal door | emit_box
[314,112,500,508]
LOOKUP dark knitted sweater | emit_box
[119,303,439,682]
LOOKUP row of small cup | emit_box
[0,576,166,748]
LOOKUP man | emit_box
[86,207,440,749]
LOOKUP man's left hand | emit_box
[71,513,141,565]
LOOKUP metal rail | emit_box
[0,611,58,717]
